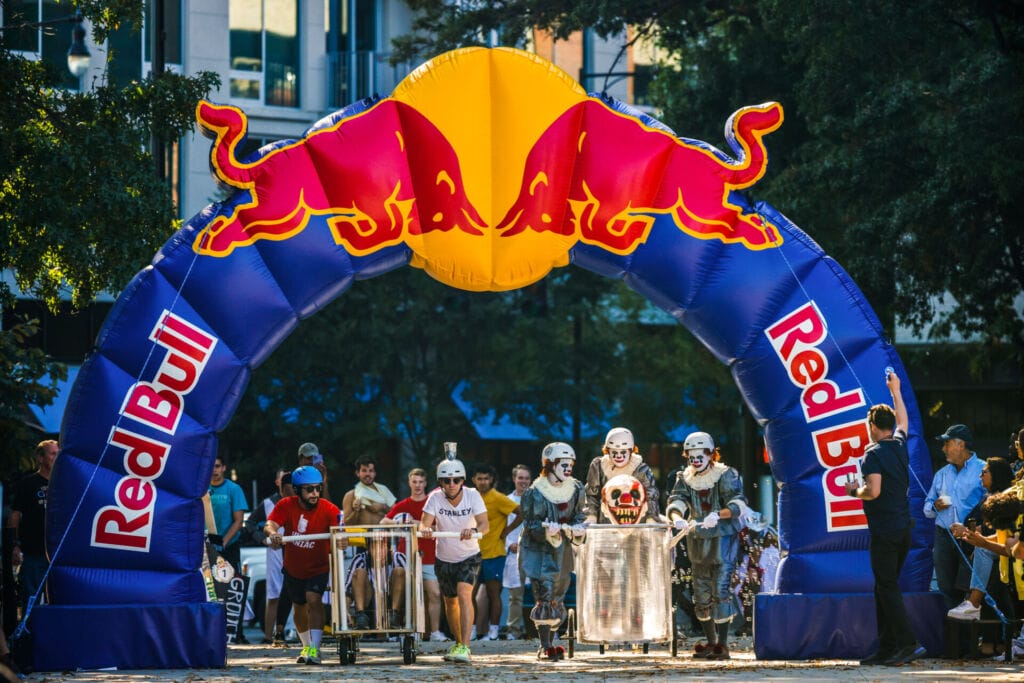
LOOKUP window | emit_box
[230,0,300,108]
[325,0,408,107]
[2,0,83,90]
[3,300,114,363]
[106,1,183,89]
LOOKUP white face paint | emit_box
[608,448,632,467]
[687,448,711,472]
[549,459,574,482]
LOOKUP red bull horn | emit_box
[498,99,784,253]
[193,100,484,257]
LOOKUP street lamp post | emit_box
[66,11,90,78]
[152,0,167,181]
[0,9,91,79]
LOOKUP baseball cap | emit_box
[297,442,320,459]
[936,424,973,446]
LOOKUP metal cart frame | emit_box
[329,523,424,664]
[565,523,680,658]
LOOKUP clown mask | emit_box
[601,474,647,525]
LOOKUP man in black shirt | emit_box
[845,371,924,667]
[8,440,59,611]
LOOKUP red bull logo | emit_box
[193,48,784,291]
[497,100,783,253]
[194,99,484,257]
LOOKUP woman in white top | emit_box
[421,456,489,663]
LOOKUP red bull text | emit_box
[91,311,217,551]
[765,302,869,531]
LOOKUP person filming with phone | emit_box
[844,370,924,666]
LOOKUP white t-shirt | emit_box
[503,491,523,588]
[423,486,486,563]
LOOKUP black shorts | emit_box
[283,570,330,605]
[435,553,482,598]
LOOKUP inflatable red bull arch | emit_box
[34,47,943,669]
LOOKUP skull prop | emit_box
[601,474,647,525]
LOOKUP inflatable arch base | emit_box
[755,593,947,659]
[29,603,225,671]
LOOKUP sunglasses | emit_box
[440,477,464,485]
[299,485,323,494]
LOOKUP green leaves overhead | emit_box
[1,1,219,466]
[391,0,1024,351]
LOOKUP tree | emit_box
[391,0,1024,356]
[220,268,628,478]
[219,262,741,492]
[0,1,220,471]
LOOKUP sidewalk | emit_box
[33,630,1024,682]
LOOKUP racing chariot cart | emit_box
[566,523,681,657]
[328,523,424,665]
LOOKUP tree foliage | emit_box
[0,1,219,470]
[391,0,1024,354]
[220,266,741,488]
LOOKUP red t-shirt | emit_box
[268,496,341,579]
[386,496,435,565]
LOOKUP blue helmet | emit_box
[292,465,323,487]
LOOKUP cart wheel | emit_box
[599,643,605,655]
[337,638,351,665]
[566,609,576,659]
[402,635,416,665]
[347,637,359,664]
[642,642,649,654]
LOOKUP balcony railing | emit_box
[327,50,415,109]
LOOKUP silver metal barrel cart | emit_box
[567,523,680,657]
[329,523,424,665]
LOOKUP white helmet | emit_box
[603,427,635,452]
[434,458,466,481]
[541,442,576,467]
[437,458,466,480]
[683,431,715,453]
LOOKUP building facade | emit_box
[4,1,643,221]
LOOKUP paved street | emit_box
[35,629,1024,682]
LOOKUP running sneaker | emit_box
[296,646,310,664]
[306,646,321,665]
[429,631,449,642]
[946,600,981,621]
[443,644,460,661]
[451,643,471,663]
